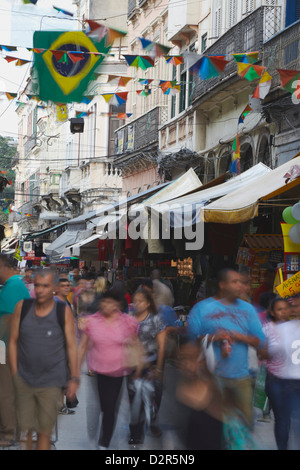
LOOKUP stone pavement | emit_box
[1,361,278,451]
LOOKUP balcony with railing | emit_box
[15,200,39,223]
[191,6,282,105]
[128,0,138,19]
[263,18,300,90]
[24,133,37,157]
[114,106,168,163]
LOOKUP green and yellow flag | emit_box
[32,30,110,103]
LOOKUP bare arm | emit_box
[155,328,167,379]
[229,330,260,349]
[64,306,79,398]
[77,332,90,376]
[8,300,23,376]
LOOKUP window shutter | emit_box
[296,0,300,20]
[215,7,221,37]
[244,0,255,14]
[229,0,236,28]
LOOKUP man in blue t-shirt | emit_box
[0,255,30,446]
[187,268,265,427]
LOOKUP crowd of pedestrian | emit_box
[0,256,299,450]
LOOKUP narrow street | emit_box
[53,360,277,452]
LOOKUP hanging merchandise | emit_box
[189,55,229,80]
[282,206,299,225]
[289,223,300,245]
[122,55,155,70]
[282,202,300,245]
[291,201,300,221]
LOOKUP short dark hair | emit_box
[269,297,290,320]
[34,268,60,285]
[217,268,237,285]
[0,254,17,269]
[258,292,277,310]
[134,287,158,315]
[140,278,153,290]
[59,278,70,283]
[100,289,122,304]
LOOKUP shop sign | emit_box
[276,270,300,298]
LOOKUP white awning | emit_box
[1,238,18,252]
[45,228,93,261]
[130,167,202,217]
[63,233,101,258]
[150,163,271,228]
[204,156,300,224]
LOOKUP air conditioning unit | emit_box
[43,243,51,253]
[23,241,32,253]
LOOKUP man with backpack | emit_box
[8,268,79,450]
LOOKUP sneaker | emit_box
[150,424,162,437]
[59,405,75,415]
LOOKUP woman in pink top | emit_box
[78,290,139,450]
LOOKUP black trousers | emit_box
[96,374,124,448]
[127,374,163,441]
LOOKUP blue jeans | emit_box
[265,372,300,450]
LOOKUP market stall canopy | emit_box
[44,227,93,261]
[1,237,18,252]
[62,233,101,258]
[63,211,127,258]
[131,167,202,216]
[204,156,300,224]
[149,163,271,228]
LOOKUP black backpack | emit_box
[20,298,66,334]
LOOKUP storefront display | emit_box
[236,234,284,291]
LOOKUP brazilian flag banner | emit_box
[32,31,110,103]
